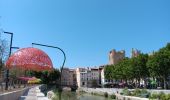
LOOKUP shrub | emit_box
[159,92,165,100]
[165,94,170,100]
[93,92,97,95]
[122,87,131,96]
[140,89,150,98]
[110,94,116,99]
[132,88,141,96]
[104,92,108,98]
[149,92,169,100]
[141,89,148,94]
[149,93,158,99]
[130,88,150,98]
[121,88,151,98]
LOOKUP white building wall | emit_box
[101,68,105,85]
[76,67,100,88]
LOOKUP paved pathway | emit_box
[19,86,49,100]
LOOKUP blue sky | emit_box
[0,0,170,69]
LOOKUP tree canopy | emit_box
[105,43,170,89]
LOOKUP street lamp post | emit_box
[4,32,13,90]
[32,43,66,91]
[4,31,19,90]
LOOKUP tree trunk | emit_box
[135,79,138,88]
[163,76,166,89]
[125,79,128,88]
[125,79,127,84]
[144,78,147,88]
[138,78,141,88]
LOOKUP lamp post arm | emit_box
[32,43,66,71]
[32,43,66,89]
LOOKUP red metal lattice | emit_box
[6,47,53,71]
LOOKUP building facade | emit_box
[61,68,76,86]
[70,69,77,86]
[76,67,100,88]
[109,49,125,65]
[101,67,105,86]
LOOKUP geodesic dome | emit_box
[6,47,53,71]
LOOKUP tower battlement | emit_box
[109,49,125,65]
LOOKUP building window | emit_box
[82,82,85,85]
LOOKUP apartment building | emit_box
[61,68,76,86]
[76,67,100,88]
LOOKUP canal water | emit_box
[53,91,112,100]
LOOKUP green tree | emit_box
[130,54,149,87]
[105,58,133,84]
[118,58,133,81]
[105,65,114,79]
[48,68,60,84]
[105,43,170,89]
[147,43,170,89]
[29,69,60,84]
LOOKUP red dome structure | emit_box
[6,47,53,71]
